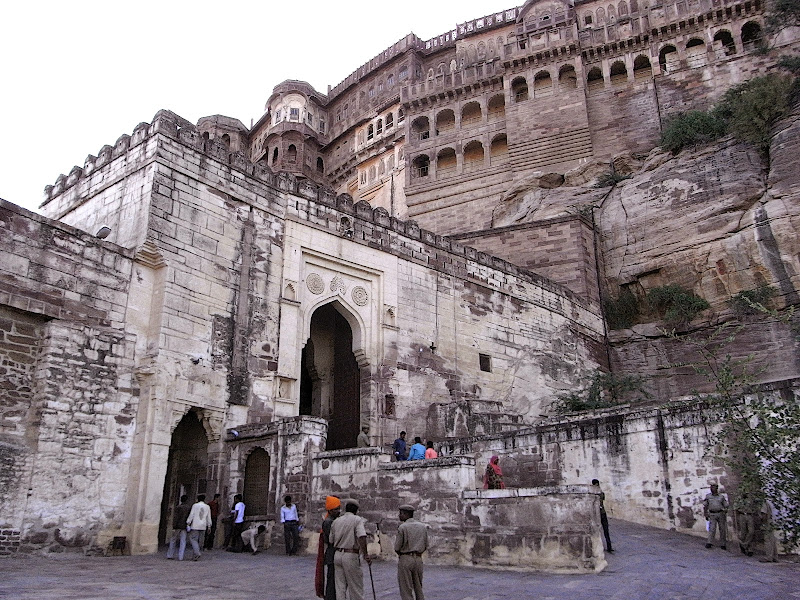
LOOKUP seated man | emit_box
[241,524,267,555]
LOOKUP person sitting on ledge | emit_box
[408,437,426,460]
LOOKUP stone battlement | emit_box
[43,109,595,312]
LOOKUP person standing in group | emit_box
[357,426,370,448]
[483,456,505,489]
[395,504,429,600]
[186,494,212,561]
[228,494,246,552]
[408,437,426,460]
[329,499,371,600]
[241,525,267,555]
[166,494,191,561]
[759,498,779,562]
[316,496,342,600]
[393,431,408,461]
[735,491,757,556]
[281,495,301,555]
[205,493,221,550]
[703,483,729,549]
[591,479,614,553]
[424,441,437,459]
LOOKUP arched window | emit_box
[437,148,457,177]
[488,95,505,121]
[659,45,678,73]
[272,147,279,164]
[633,55,652,78]
[202,132,210,142]
[597,7,606,24]
[412,117,430,141]
[222,134,231,148]
[686,38,707,68]
[398,108,405,124]
[490,134,508,165]
[713,30,737,56]
[243,448,270,516]
[610,61,628,84]
[461,101,482,126]
[607,4,617,21]
[534,70,553,96]
[512,76,529,102]
[618,1,628,17]
[367,124,374,140]
[741,22,762,48]
[368,165,376,182]
[317,157,324,173]
[436,109,456,134]
[287,144,297,163]
[630,0,639,12]
[412,155,430,178]
[587,66,604,90]
[559,65,578,88]
[463,140,484,172]
[386,113,394,129]
[376,119,383,134]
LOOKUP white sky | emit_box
[1,0,517,213]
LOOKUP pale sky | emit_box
[1,0,517,213]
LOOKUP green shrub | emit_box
[729,285,776,316]
[660,110,726,154]
[595,172,633,188]
[715,74,794,152]
[550,371,651,413]
[604,289,640,329]
[647,284,710,325]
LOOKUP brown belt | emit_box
[399,551,422,556]
[336,548,359,553]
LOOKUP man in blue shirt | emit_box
[393,431,408,461]
[407,437,426,460]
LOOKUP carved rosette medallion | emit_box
[306,273,324,295]
[330,276,347,294]
[351,286,368,306]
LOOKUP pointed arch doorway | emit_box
[158,410,209,545]
[300,302,361,450]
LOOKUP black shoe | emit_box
[705,543,713,548]
[746,552,753,557]
[607,548,614,553]
[720,545,726,550]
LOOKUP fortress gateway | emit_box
[1,0,797,569]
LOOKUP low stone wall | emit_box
[461,487,604,573]
[310,451,603,572]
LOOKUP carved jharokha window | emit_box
[243,448,270,516]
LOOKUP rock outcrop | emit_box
[488,108,800,397]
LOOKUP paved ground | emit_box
[1,519,798,600]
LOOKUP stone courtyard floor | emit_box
[1,519,798,600]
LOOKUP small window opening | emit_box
[479,354,492,372]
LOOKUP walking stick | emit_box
[368,560,377,600]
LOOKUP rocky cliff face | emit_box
[490,108,800,398]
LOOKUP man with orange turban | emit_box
[316,496,342,599]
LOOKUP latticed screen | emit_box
[243,448,270,516]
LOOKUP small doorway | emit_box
[299,303,361,450]
[158,410,209,545]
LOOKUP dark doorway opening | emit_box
[299,303,361,450]
[158,410,209,545]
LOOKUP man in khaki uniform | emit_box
[703,483,729,549]
[329,499,371,600]
[395,504,429,600]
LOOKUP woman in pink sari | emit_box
[483,456,505,489]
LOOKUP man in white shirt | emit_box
[281,495,301,555]
[228,494,246,553]
[186,494,212,561]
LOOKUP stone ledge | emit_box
[380,456,475,470]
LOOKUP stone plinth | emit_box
[461,486,605,573]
